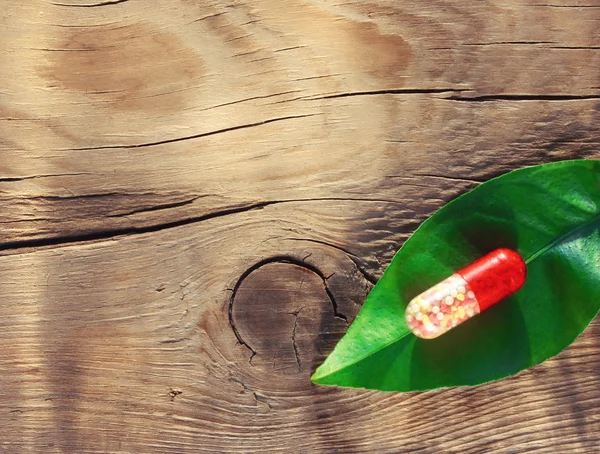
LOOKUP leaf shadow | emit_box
[409,297,531,389]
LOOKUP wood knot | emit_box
[230,258,349,377]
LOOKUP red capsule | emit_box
[405,248,526,339]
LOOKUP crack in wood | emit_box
[463,41,558,46]
[290,308,304,371]
[21,192,153,201]
[527,4,600,7]
[66,114,319,151]
[51,0,129,7]
[198,90,303,112]
[0,218,58,225]
[190,12,226,24]
[308,88,463,100]
[0,197,402,253]
[107,196,206,217]
[412,173,487,184]
[274,45,308,53]
[0,173,91,183]
[447,94,600,102]
[546,46,600,50]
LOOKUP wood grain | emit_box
[1,0,599,452]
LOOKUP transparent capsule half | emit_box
[405,274,480,339]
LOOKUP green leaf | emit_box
[312,160,600,391]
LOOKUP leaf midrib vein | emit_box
[525,211,600,263]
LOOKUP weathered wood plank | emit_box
[1,0,599,452]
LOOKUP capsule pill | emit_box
[405,248,527,339]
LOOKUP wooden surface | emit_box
[1,0,600,452]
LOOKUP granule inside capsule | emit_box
[405,274,480,339]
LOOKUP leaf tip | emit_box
[310,366,326,384]
[310,360,340,385]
